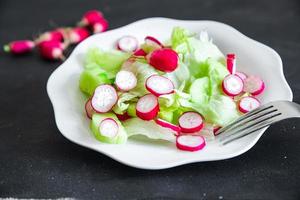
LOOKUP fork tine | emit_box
[216,104,275,135]
[218,109,280,141]
[219,112,281,142]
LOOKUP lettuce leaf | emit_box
[123,118,176,142]
[112,92,139,114]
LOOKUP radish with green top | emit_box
[91,84,118,113]
[4,40,35,55]
[145,75,174,96]
[176,135,206,152]
[179,112,204,133]
[136,94,159,120]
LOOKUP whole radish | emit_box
[36,29,65,44]
[92,18,108,33]
[147,48,179,72]
[3,40,35,55]
[79,10,104,26]
[38,40,65,60]
[68,27,90,44]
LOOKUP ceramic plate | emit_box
[47,18,293,169]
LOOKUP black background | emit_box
[0,0,300,199]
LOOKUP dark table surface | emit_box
[0,0,300,199]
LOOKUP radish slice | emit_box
[243,76,265,95]
[155,118,181,133]
[117,36,138,52]
[145,36,163,48]
[238,96,260,113]
[147,48,179,72]
[176,135,206,152]
[222,74,244,96]
[136,94,159,120]
[133,48,147,56]
[227,54,236,74]
[179,112,204,133]
[91,84,118,113]
[115,70,137,91]
[145,75,174,96]
[213,126,221,136]
[236,71,247,80]
[99,118,119,138]
[85,99,94,119]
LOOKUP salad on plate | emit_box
[79,27,265,152]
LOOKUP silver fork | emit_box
[216,100,300,145]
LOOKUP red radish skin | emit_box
[99,118,119,138]
[148,48,179,72]
[117,36,138,52]
[227,54,236,74]
[79,10,104,26]
[91,84,118,113]
[136,94,159,120]
[115,70,137,91]
[243,76,265,95]
[92,18,108,33]
[38,40,65,60]
[145,75,174,96]
[213,126,221,136]
[133,49,147,56]
[155,118,181,133]
[36,29,65,44]
[238,96,260,113]
[69,27,90,44]
[145,36,163,48]
[115,112,131,121]
[179,112,204,133]
[176,135,206,152]
[222,74,244,96]
[85,99,94,119]
[236,71,247,81]
[3,40,35,54]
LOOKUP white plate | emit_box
[47,18,293,170]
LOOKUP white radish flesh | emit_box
[145,75,174,96]
[117,36,138,52]
[136,94,159,120]
[91,84,118,113]
[99,118,119,138]
[179,112,204,133]
[243,76,265,95]
[238,96,260,113]
[176,135,206,152]
[115,70,137,91]
[222,74,244,96]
